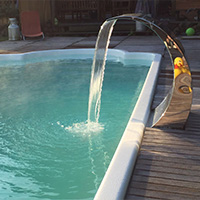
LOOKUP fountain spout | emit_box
[88,13,192,129]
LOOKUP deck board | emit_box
[125,38,200,200]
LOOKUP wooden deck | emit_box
[125,107,200,200]
[125,38,200,199]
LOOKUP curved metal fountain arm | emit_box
[108,14,192,129]
[94,14,193,200]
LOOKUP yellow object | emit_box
[174,68,182,79]
[174,57,191,79]
[181,67,191,76]
[174,57,183,67]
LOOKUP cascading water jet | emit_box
[87,20,117,123]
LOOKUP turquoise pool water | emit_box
[0,57,149,199]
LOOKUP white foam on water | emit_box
[63,121,104,135]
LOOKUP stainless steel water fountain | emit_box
[94,14,193,200]
[107,14,192,129]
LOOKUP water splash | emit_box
[87,20,117,123]
[63,121,104,136]
[62,20,117,135]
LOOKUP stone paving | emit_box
[0,35,165,54]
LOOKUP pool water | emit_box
[0,58,149,199]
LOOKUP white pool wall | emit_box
[94,52,161,200]
[0,48,153,67]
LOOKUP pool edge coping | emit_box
[0,48,157,67]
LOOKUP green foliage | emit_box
[0,36,7,41]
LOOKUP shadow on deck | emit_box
[125,106,200,199]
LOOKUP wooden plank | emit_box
[125,194,158,200]
[141,142,200,152]
[131,175,200,190]
[128,182,200,197]
[140,149,200,160]
[145,127,200,136]
[142,140,200,151]
[134,169,200,183]
[136,159,200,171]
[138,152,200,166]
[143,133,200,141]
[135,163,200,177]
[143,136,199,146]
[126,187,200,200]
[144,129,200,138]
[142,139,200,149]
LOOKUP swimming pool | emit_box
[0,49,161,199]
